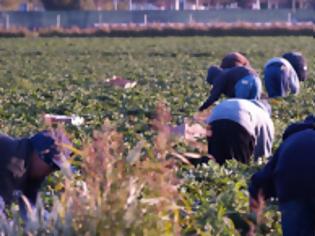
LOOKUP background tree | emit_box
[80,0,95,9]
[237,0,256,8]
[0,0,21,10]
[308,0,315,8]
[19,0,315,10]
[41,0,96,10]
[92,0,120,10]
[41,0,80,10]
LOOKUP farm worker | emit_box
[282,52,307,82]
[0,129,72,218]
[204,98,274,165]
[249,114,315,236]
[198,66,262,111]
[220,52,251,69]
[263,52,307,98]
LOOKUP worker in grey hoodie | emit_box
[204,98,274,165]
[263,52,307,98]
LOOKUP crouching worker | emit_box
[263,52,307,98]
[249,115,315,236]
[0,129,72,219]
[199,66,262,111]
[204,98,274,165]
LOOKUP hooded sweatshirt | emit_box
[249,115,315,202]
[205,98,274,159]
[0,134,42,206]
[264,57,300,97]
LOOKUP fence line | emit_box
[0,9,314,29]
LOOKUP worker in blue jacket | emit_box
[249,114,315,236]
[199,66,262,111]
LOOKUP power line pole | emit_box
[292,0,296,12]
[129,0,132,10]
[113,0,118,10]
[175,0,179,10]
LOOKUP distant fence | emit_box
[0,9,314,29]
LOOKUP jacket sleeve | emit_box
[199,77,224,111]
[0,174,15,205]
[282,123,315,140]
[289,69,300,94]
[18,179,43,220]
[22,179,43,205]
[249,149,279,200]
[253,116,274,160]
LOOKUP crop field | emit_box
[0,36,314,235]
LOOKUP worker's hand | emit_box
[193,112,206,123]
[249,196,259,213]
[249,191,265,224]
[198,105,205,112]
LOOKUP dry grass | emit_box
[0,22,313,37]
[0,104,191,235]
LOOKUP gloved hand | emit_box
[198,104,206,112]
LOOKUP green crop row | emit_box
[0,37,313,235]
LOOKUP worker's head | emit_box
[206,65,223,85]
[220,52,250,69]
[282,52,307,82]
[29,130,72,179]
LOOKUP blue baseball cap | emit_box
[29,130,72,170]
[206,65,223,85]
[282,52,307,82]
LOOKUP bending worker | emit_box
[204,98,274,165]
[0,129,72,218]
[199,66,262,111]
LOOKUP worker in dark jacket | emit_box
[249,114,315,236]
[220,52,251,69]
[263,52,307,98]
[199,66,262,111]
[282,52,307,82]
[0,129,72,217]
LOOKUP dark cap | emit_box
[304,114,315,124]
[29,130,72,170]
[282,52,307,81]
[220,52,250,69]
[206,65,223,85]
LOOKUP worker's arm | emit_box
[249,150,279,201]
[199,77,224,111]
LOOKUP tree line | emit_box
[0,0,314,11]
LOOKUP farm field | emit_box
[0,36,314,235]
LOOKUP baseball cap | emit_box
[206,65,223,85]
[29,130,72,170]
[220,52,250,69]
[282,52,307,81]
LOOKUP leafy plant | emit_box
[0,36,313,235]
